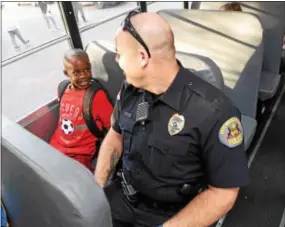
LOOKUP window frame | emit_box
[1,1,189,67]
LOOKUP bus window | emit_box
[81,14,126,47]
[72,2,138,29]
[2,41,71,121]
[2,2,66,61]
[76,2,139,47]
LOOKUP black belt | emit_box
[135,192,189,213]
[117,171,192,212]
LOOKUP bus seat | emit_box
[158,9,264,120]
[191,2,285,100]
[1,115,112,227]
[85,40,124,103]
[17,99,59,143]
[242,114,257,151]
[176,51,224,91]
[87,40,225,91]
[176,51,255,150]
[259,71,281,101]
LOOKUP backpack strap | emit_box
[83,79,108,138]
[58,79,110,139]
[57,80,70,102]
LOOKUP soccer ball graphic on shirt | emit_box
[61,119,74,135]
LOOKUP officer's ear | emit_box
[139,49,149,68]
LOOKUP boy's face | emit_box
[63,55,92,90]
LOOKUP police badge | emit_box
[168,113,185,136]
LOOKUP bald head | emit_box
[133,12,174,53]
[117,12,175,59]
[115,12,179,90]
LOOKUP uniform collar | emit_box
[159,61,190,112]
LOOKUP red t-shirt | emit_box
[50,85,113,170]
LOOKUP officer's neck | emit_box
[143,64,179,95]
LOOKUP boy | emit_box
[50,49,113,171]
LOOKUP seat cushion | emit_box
[242,114,257,150]
[1,115,112,227]
[158,9,263,118]
[259,71,281,101]
[176,51,224,91]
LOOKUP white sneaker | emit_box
[14,46,21,51]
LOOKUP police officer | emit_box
[95,11,250,227]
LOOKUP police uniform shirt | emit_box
[111,64,250,202]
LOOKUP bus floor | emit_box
[221,81,285,227]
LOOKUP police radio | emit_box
[136,92,149,126]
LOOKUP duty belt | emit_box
[117,171,190,212]
[117,171,138,204]
[136,193,189,213]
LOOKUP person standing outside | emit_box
[72,2,87,24]
[6,17,30,51]
[38,1,60,31]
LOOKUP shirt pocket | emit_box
[146,134,190,179]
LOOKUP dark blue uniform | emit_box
[105,64,250,227]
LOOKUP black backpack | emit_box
[57,78,113,140]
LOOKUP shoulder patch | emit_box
[219,117,243,148]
